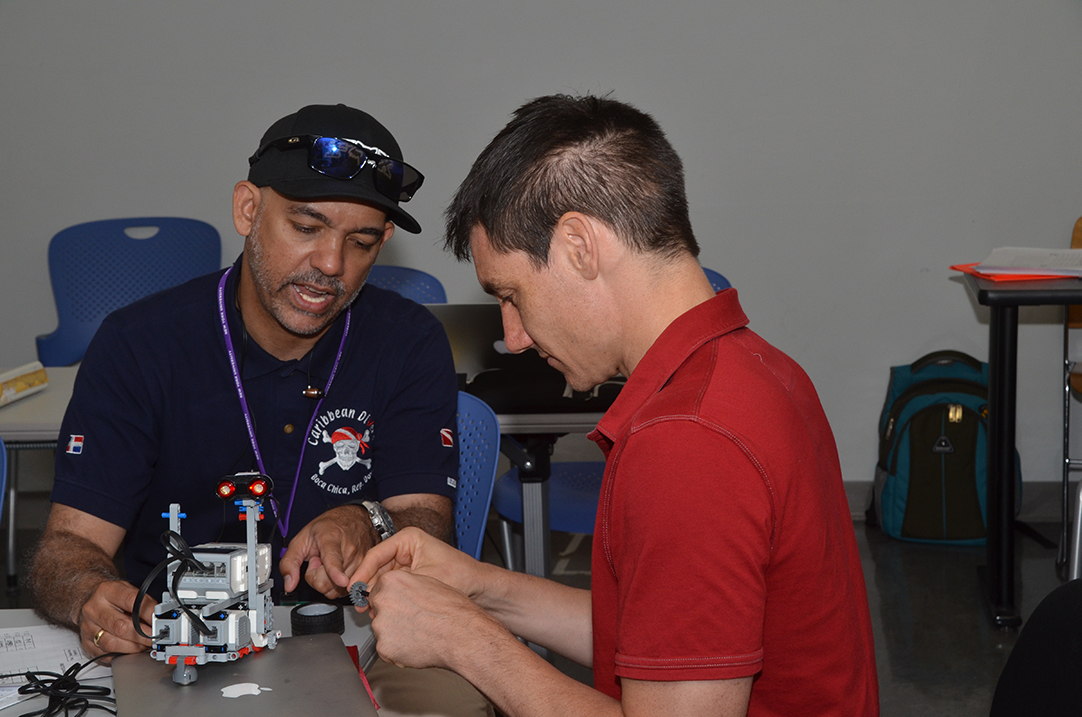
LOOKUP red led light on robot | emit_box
[216,480,236,499]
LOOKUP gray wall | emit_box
[3,0,1082,490]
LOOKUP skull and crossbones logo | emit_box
[318,426,372,475]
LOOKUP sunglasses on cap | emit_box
[249,135,424,202]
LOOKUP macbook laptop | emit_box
[425,302,624,414]
[112,633,377,717]
[424,302,553,384]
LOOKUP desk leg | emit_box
[522,477,551,660]
[521,480,551,578]
[987,304,1022,628]
[6,448,17,594]
[501,435,554,579]
[499,435,554,659]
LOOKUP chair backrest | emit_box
[367,265,447,304]
[36,217,221,366]
[454,391,500,560]
[703,267,732,292]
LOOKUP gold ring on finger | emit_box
[93,628,105,648]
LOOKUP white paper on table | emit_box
[975,247,1082,276]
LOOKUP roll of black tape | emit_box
[290,602,345,635]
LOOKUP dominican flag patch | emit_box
[66,435,85,455]
[440,428,454,447]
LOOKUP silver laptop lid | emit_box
[424,302,556,383]
[112,633,376,717]
[425,303,623,416]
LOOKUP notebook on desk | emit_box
[111,633,377,717]
[424,303,623,414]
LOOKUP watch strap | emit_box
[352,499,396,542]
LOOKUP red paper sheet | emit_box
[949,262,1074,282]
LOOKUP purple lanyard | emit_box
[216,267,351,543]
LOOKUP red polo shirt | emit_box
[588,290,878,716]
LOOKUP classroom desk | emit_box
[962,274,1082,628]
[493,412,604,579]
[0,365,79,590]
[0,605,375,713]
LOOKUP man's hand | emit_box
[78,580,157,658]
[349,527,507,673]
[366,569,503,672]
[349,526,485,603]
[280,504,375,598]
[28,505,142,661]
[281,495,454,599]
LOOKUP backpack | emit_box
[871,350,1021,545]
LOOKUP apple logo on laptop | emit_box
[221,682,273,699]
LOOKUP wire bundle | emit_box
[1,653,118,716]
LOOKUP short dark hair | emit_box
[444,93,699,266]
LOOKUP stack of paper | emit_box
[951,247,1082,282]
[0,362,49,408]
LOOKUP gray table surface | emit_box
[0,605,375,710]
[0,366,77,444]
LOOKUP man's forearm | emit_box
[387,504,454,544]
[27,530,122,628]
[475,562,594,666]
[447,613,618,717]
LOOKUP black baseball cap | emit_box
[247,104,422,233]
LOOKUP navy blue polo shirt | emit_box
[52,259,458,598]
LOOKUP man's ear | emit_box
[554,212,600,280]
[232,181,262,237]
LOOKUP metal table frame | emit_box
[0,366,79,591]
[963,274,1082,628]
[494,413,603,579]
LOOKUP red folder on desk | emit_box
[949,262,1073,282]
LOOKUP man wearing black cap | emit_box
[28,104,493,717]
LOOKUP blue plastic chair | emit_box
[367,265,447,304]
[493,269,731,571]
[493,462,602,571]
[455,392,501,560]
[37,217,221,366]
[703,266,732,292]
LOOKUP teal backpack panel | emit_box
[872,350,1021,545]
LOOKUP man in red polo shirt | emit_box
[341,94,879,717]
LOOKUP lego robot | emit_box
[147,472,279,685]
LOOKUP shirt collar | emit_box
[590,289,748,449]
[222,254,350,382]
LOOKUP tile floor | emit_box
[2,507,1066,716]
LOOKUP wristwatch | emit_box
[360,500,396,542]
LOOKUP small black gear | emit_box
[349,581,370,608]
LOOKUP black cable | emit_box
[131,531,216,641]
[8,652,119,717]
